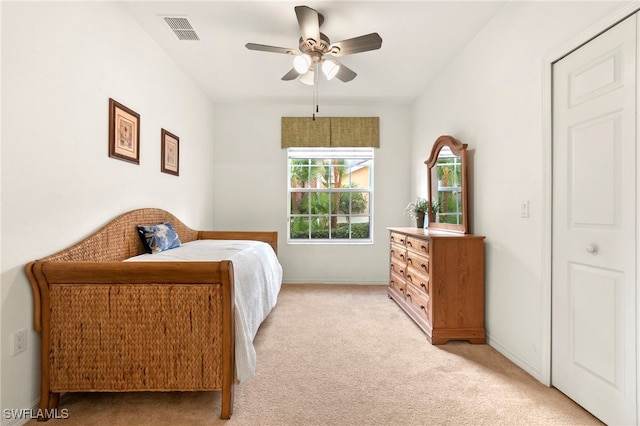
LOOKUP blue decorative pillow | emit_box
[136,222,181,254]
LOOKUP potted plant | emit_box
[405,197,429,228]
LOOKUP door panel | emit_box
[570,263,621,383]
[570,116,618,227]
[552,13,636,425]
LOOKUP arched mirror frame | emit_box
[425,135,469,234]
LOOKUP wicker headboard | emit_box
[40,208,199,262]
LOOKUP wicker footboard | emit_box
[26,260,235,421]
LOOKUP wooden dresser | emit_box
[388,227,486,344]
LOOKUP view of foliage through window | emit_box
[435,155,463,225]
[288,149,373,242]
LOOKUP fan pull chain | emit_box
[311,64,318,121]
[312,63,319,120]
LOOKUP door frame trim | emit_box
[541,0,639,387]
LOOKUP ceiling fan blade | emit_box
[334,61,357,82]
[245,43,298,55]
[329,33,383,57]
[295,5,321,45]
[281,68,301,81]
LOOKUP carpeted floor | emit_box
[26,284,602,426]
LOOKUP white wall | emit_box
[411,1,628,383]
[209,102,412,284]
[1,2,216,420]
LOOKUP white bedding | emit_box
[125,239,283,383]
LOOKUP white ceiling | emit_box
[122,1,506,105]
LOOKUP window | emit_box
[287,148,374,243]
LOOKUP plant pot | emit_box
[416,212,425,228]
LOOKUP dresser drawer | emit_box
[390,232,408,246]
[405,282,431,324]
[389,270,407,297]
[406,264,430,297]
[406,236,429,256]
[390,242,407,263]
[390,257,406,278]
[406,250,429,275]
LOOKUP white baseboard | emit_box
[487,334,548,386]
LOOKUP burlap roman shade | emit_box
[281,117,379,148]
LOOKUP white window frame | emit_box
[287,147,374,244]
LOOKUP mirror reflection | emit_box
[425,135,468,233]
[433,146,463,225]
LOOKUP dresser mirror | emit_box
[425,135,469,233]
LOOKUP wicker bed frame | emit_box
[25,208,278,421]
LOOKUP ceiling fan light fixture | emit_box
[293,54,312,74]
[322,59,340,80]
[299,70,315,86]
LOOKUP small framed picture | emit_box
[108,98,140,164]
[161,129,179,176]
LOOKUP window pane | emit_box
[290,217,309,239]
[436,190,462,225]
[351,218,370,239]
[333,215,350,238]
[290,191,306,214]
[329,160,347,188]
[310,215,330,239]
[316,165,329,188]
[350,161,371,188]
[348,192,370,215]
[436,157,462,188]
[290,160,310,188]
[310,192,329,214]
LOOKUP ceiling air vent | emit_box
[162,16,200,41]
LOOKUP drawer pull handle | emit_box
[420,305,426,311]
[421,244,427,251]
[420,283,426,289]
[421,264,427,271]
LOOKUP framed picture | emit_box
[161,129,179,176]
[108,98,140,164]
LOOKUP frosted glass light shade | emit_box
[293,54,311,74]
[300,70,315,86]
[322,60,340,80]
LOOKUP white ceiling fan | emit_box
[245,5,383,85]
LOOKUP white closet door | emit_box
[552,14,637,425]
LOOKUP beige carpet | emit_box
[27,284,601,426]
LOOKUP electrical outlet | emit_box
[12,329,27,355]
[520,201,529,218]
